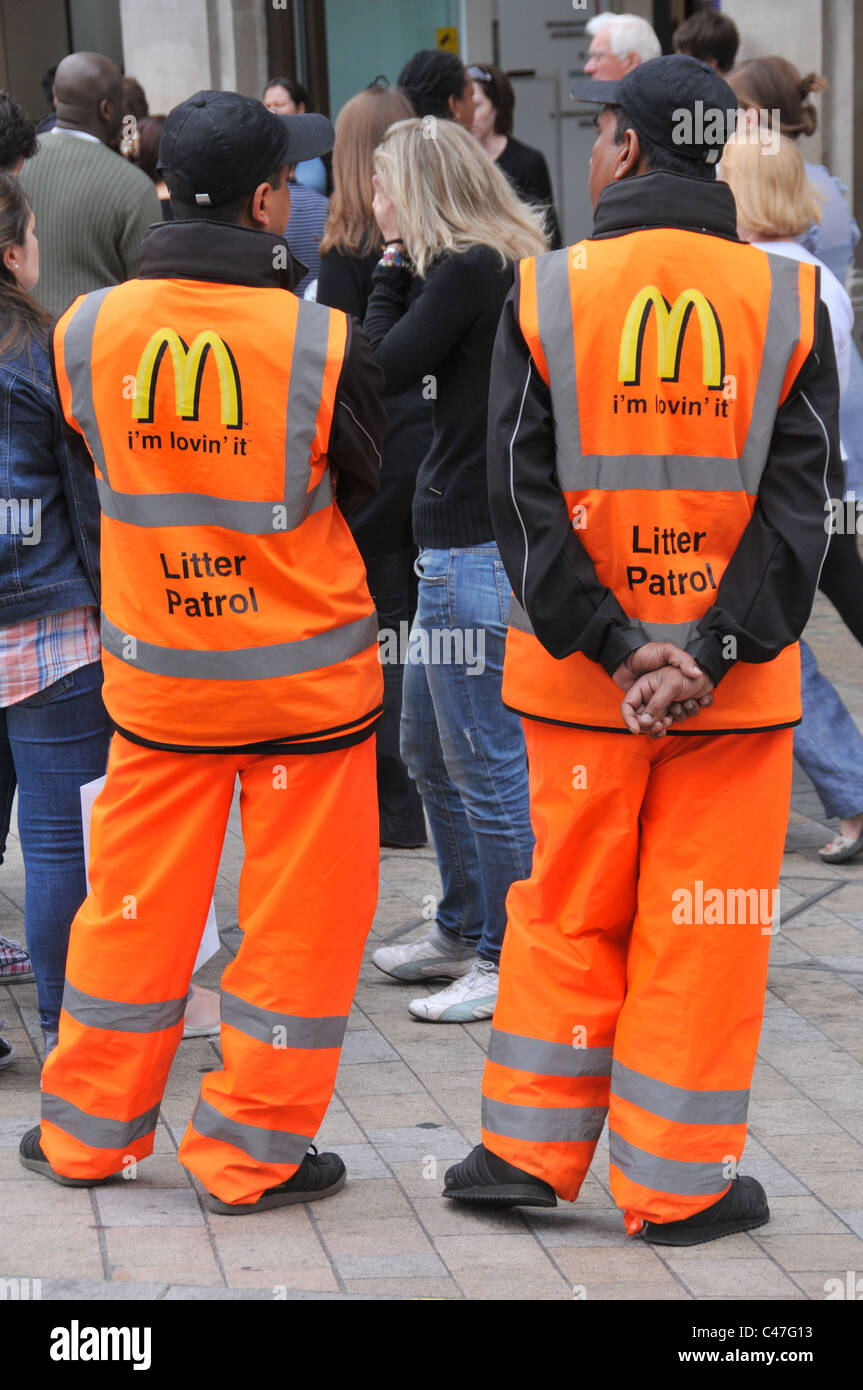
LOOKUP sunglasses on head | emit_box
[467,65,499,106]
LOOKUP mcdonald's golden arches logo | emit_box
[618,286,724,390]
[132,328,243,428]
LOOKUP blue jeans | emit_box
[400,543,534,963]
[0,661,111,1032]
[794,640,863,820]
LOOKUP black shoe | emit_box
[443,1143,557,1208]
[642,1176,769,1246]
[206,1145,346,1214]
[0,1037,12,1070]
[18,1125,113,1187]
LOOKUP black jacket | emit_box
[134,220,386,517]
[487,171,843,691]
[317,246,431,558]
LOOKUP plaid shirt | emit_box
[0,606,101,707]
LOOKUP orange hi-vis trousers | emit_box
[481,719,793,1231]
[39,731,378,1205]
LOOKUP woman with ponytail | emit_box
[729,57,859,281]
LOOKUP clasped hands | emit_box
[612,643,715,737]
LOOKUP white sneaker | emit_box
[408,959,498,1022]
[372,929,477,982]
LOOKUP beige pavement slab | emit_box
[658,1255,803,1298]
[753,1232,863,1270]
[105,1227,222,1284]
[453,1263,574,1299]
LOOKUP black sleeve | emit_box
[328,317,387,516]
[363,254,480,394]
[487,282,647,675]
[685,298,843,686]
[317,249,370,320]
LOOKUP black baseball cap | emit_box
[571,55,738,164]
[159,90,334,206]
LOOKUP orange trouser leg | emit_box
[481,720,651,1200]
[40,735,237,1179]
[610,728,792,1230]
[179,736,378,1204]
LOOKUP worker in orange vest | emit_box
[444,57,842,1244]
[19,92,387,1213]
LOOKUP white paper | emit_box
[79,775,220,975]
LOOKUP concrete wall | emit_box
[118,0,267,114]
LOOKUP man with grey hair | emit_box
[585,13,662,81]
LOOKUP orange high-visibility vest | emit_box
[504,233,818,733]
[53,279,382,751]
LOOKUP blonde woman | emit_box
[720,134,852,389]
[317,82,428,851]
[720,133,863,865]
[366,118,547,1021]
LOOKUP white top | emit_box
[752,238,852,395]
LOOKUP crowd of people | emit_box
[0,9,859,1247]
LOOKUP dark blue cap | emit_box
[571,54,738,164]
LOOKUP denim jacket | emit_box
[0,329,101,624]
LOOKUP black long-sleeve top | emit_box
[317,246,431,557]
[364,243,515,548]
[496,137,563,251]
[487,173,843,691]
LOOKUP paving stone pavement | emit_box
[1,593,862,1301]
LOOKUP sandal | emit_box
[819,828,863,864]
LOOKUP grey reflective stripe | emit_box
[611,1061,749,1126]
[610,1130,730,1196]
[62,982,187,1034]
[482,1095,606,1143]
[488,1028,612,1078]
[42,1090,160,1150]
[190,1095,311,1165]
[563,455,750,493]
[534,250,581,482]
[284,301,331,515]
[100,610,378,680]
[740,255,803,493]
[96,473,331,533]
[60,287,114,484]
[220,991,347,1049]
[638,619,699,646]
[508,597,534,635]
[509,596,697,650]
